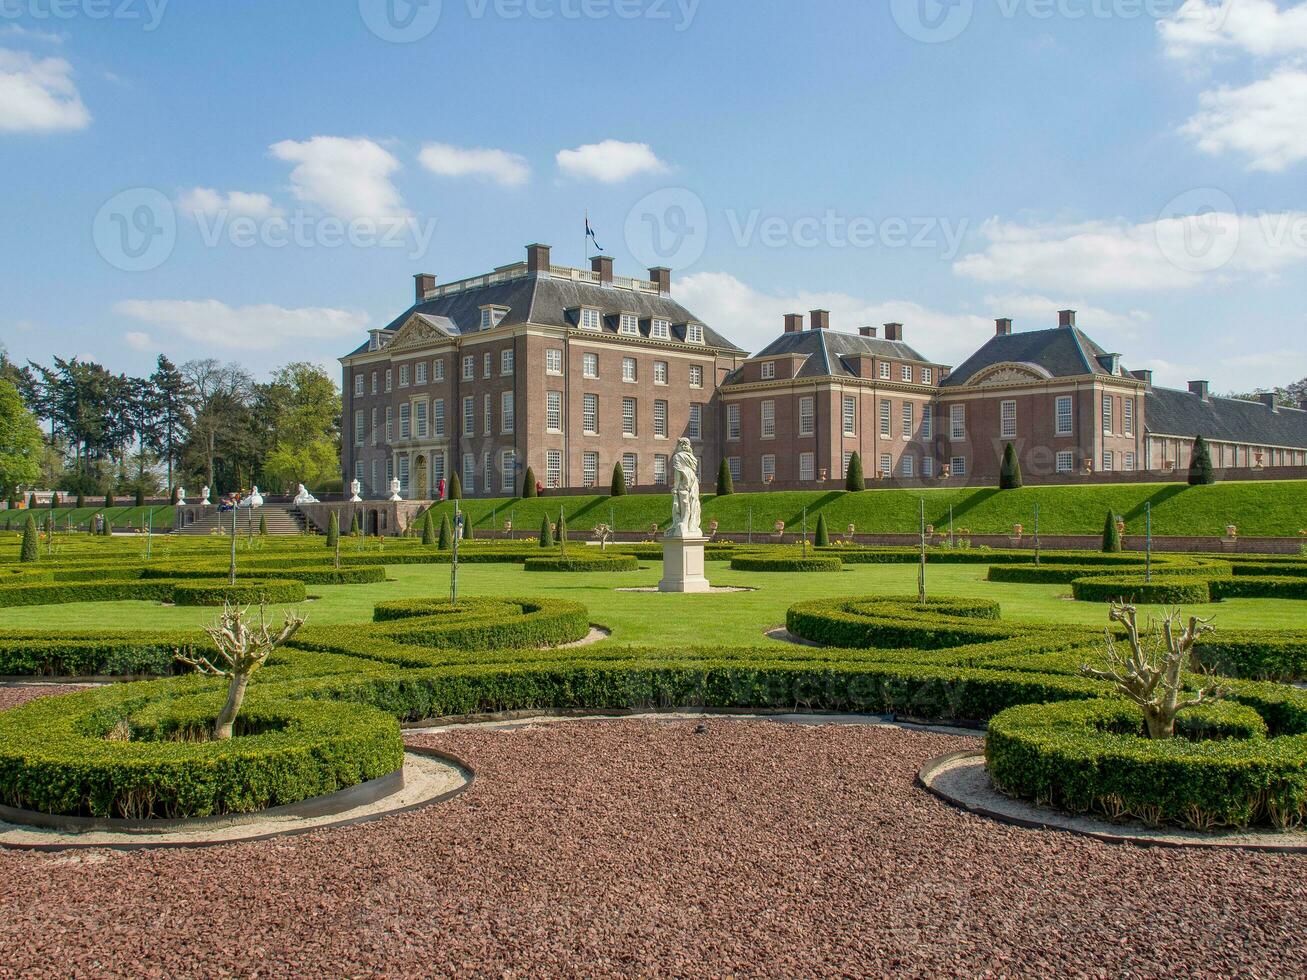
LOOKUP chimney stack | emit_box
[859,326,878,338]
[648,266,671,295]
[1131,369,1153,386]
[783,313,804,334]
[1188,380,1211,401]
[591,254,614,284]
[1259,392,1280,412]
[1058,309,1077,328]
[526,243,551,274]
[883,322,903,342]
[809,309,830,330]
[995,317,1013,336]
[414,273,436,303]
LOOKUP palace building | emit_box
[341,245,1307,498]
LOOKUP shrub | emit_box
[105,492,115,509]
[730,555,842,573]
[438,514,452,550]
[1189,434,1216,486]
[1101,510,1122,553]
[522,467,538,498]
[1210,576,1307,601]
[524,554,639,572]
[20,516,38,563]
[845,452,864,491]
[326,512,339,549]
[611,462,627,497]
[422,509,437,546]
[539,514,554,548]
[814,512,830,547]
[1071,575,1213,605]
[448,471,462,500]
[717,458,734,496]
[462,513,473,540]
[350,511,361,536]
[999,443,1022,490]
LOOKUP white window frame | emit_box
[654,399,668,439]
[354,374,364,396]
[879,362,891,380]
[501,391,514,434]
[901,364,912,383]
[582,353,599,379]
[619,313,638,336]
[1055,450,1074,473]
[950,404,966,441]
[415,361,427,385]
[843,395,856,437]
[545,348,563,375]
[761,361,775,380]
[728,457,742,481]
[686,322,704,344]
[798,396,814,437]
[922,456,934,478]
[546,391,563,432]
[950,455,967,476]
[483,393,492,435]
[501,450,516,492]
[688,404,702,441]
[583,394,598,435]
[399,403,411,439]
[462,453,475,495]
[501,349,514,376]
[546,450,563,489]
[799,452,815,482]
[880,399,892,438]
[761,400,775,439]
[727,403,741,441]
[433,359,444,382]
[385,369,392,392]
[354,410,364,446]
[462,396,474,436]
[582,452,598,487]
[483,352,492,379]
[462,356,474,381]
[1102,394,1114,435]
[1055,396,1073,437]
[399,364,410,388]
[902,402,914,439]
[651,318,670,340]
[621,453,637,487]
[1124,398,1134,436]
[415,400,428,439]
[580,307,601,331]
[622,397,637,437]
[654,360,668,385]
[433,399,445,436]
[900,455,914,477]
[1000,399,1017,439]
[879,453,892,477]
[653,454,668,485]
[761,454,776,482]
[622,357,637,383]
[922,367,933,385]
[689,365,703,388]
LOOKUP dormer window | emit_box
[651,318,670,340]
[686,322,704,344]
[580,307,602,331]
[479,305,509,330]
[761,361,775,380]
[619,313,639,336]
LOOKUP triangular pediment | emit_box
[389,314,456,351]
[968,362,1054,387]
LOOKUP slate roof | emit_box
[722,329,933,384]
[1145,387,1307,448]
[358,272,743,353]
[941,327,1126,387]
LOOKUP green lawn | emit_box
[431,481,1307,537]
[3,560,1304,646]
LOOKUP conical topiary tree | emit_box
[716,458,734,496]
[50,492,60,509]
[610,462,627,497]
[462,513,473,540]
[522,467,538,498]
[1189,434,1216,486]
[814,512,830,547]
[539,513,554,548]
[27,493,37,510]
[422,509,437,545]
[135,488,146,507]
[20,516,38,562]
[557,511,567,545]
[105,492,115,509]
[438,514,452,550]
[326,511,339,549]
[350,511,361,536]
[448,471,462,500]
[76,491,86,509]
[999,443,1023,490]
[170,486,179,504]
[845,452,865,491]
[258,512,268,536]
[1102,510,1122,553]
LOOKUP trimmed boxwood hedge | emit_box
[1070,575,1215,605]
[1210,576,1307,601]
[987,558,1232,585]
[523,554,639,572]
[170,579,307,606]
[730,554,843,573]
[0,578,307,608]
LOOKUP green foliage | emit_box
[1071,575,1214,605]
[717,458,734,496]
[462,513,473,540]
[610,462,627,496]
[0,379,43,498]
[326,511,339,549]
[258,513,267,536]
[1189,434,1216,486]
[557,511,567,544]
[814,512,830,547]
[135,488,145,507]
[422,509,436,545]
[999,443,1022,490]
[20,516,39,563]
[845,452,865,491]
[76,492,85,508]
[522,467,538,498]
[50,492,60,509]
[350,511,361,536]
[539,514,554,548]
[1101,511,1122,553]
[730,554,843,573]
[105,492,115,509]
[438,514,452,550]
[524,554,639,572]
[448,471,462,500]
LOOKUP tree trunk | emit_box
[213,672,249,740]
[1144,708,1174,740]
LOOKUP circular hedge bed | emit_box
[523,554,639,573]
[730,554,843,573]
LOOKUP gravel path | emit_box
[0,712,1302,976]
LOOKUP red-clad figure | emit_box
[438,478,446,501]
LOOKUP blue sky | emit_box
[2,0,1305,392]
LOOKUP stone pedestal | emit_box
[659,536,710,593]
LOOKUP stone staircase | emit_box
[176,504,308,536]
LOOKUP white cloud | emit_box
[1159,0,1307,60]
[269,136,408,221]
[0,48,89,132]
[674,271,992,365]
[954,212,1307,291]
[1179,67,1307,171]
[114,299,370,351]
[177,187,283,220]
[123,330,156,352]
[418,142,530,187]
[556,140,669,183]
[980,293,1152,339]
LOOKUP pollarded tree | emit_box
[716,458,734,496]
[20,515,38,563]
[175,602,306,740]
[1189,434,1216,486]
[1080,602,1222,740]
[999,443,1022,490]
[610,462,627,497]
[845,452,865,491]
[522,467,538,498]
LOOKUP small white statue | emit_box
[175,486,186,505]
[200,485,211,506]
[667,438,702,539]
[241,486,264,508]
[293,483,319,505]
[389,478,403,502]
[349,478,363,502]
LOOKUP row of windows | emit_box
[757,361,935,384]
[543,349,706,388]
[353,391,517,444]
[725,396,936,441]
[726,453,952,482]
[575,309,705,344]
[352,349,517,397]
[546,392,705,440]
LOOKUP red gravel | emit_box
[0,717,1302,977]
[0,684,91,711]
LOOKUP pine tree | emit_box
[422,509,436,545]
[814,512,830,547]
[522,467,538,498]
[326,511,339,549]
[1102,510,1122,553]
[258,513,267,536]
[610,462,627,496]
[149,354,193,493]
[539,514,554,547]
[716,458,734,496]
[438,514,452,550]
[20,515,38,562]
[845,452,865,491]
[999,443,1023,490]
[1189,435,1216,486]
[448,471,462,500]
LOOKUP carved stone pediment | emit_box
[388,315,455,351]
[969,362,1052,387]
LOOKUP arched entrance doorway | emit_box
[414,455,428,500]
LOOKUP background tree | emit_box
[148,355,192,491]
[0,379,43,499]
[1189,434,1216,486]
[255,362,341,493]
[1102,510,1122,553]
[182,359,256,492]
[845,452,865,491]
[610,462,627,496]
[522,467,538,497]
[20,516,38,563]
[999,443,1023,490]
[716,458,733,496]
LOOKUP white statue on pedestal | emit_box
[293,484,318,505]
[175,486,186,505]
[667,438,702,538]
[200,486,211,506]
[240,486,263,508]
[389,478,403,502]
[349,479,363,502]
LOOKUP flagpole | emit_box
[584,209,589,264]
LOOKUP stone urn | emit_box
[1226,524,1238,539]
